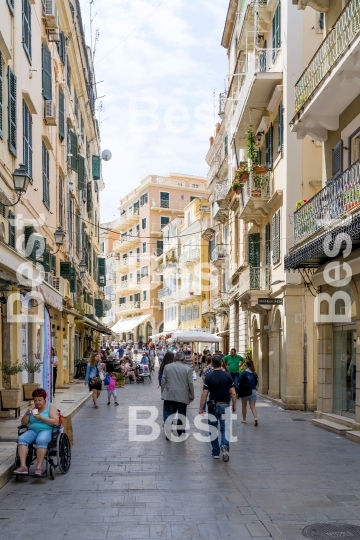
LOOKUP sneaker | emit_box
[241,419,246,423]
[34,467,42,476]
[107,402,110,406]
[211,454,220,459]
[254,419,258,426]
[14,466,28,475]
[221,445,229,462]
[114,402,119,406]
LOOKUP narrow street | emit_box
[1,378,360,540]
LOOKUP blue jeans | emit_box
[18,429,53,449]
[230,372,239,395]
[207,404,230,457]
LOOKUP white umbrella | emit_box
[170,331,221,343]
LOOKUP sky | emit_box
[78,0,229,222]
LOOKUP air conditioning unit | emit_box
[48,29,60,42]
[43,272,53,287]
[53,276,70,298]
[0,216,9,244]
[44,100,57,126]
[44,0,59,29]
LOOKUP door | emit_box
[160,192,170,208]
[248,233,260,289]
[333,326,356,417]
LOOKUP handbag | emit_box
[89,366,102,387]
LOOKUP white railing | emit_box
[211,245,228,263]
[241,170,271,209]
[176,288,201,301]
[214,180,230,202]
[238,266,271,297]
[151,199,187,211]
[120,232,140,245]
[118,301,141,312]
[179,248,200,265]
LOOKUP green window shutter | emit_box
[93,252,97,282]
[248,233,260,268]
[98,257,106,286]
[43,250,51,273]
[78,155,85,190]
[42,142,50,209]
[94,299,103,317]
[60,261,71,279]
[87,182,92,213]
[24,225,34,258]
[8,211,15,248]
[66,55,71,91]
[59,32,66,64]
[23,100,32,181]
[265,223,271,267]
[0,51,3,138]
[74,90,78,122]
[277,101,283,154]
[58,89,65,139]
[7,0,14,15]
[70,266,77,293]
[272,210,281,265]
[41,45,52,100]
[75,214,80,256]
[7,66,17,156]
[265,124,274,170]
[50,254,56,274]
[92,155,100,180]
[272,1,281,50]
[70,131,78,171]
[22,0,32,62]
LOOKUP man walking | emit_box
[199,355,236,461]
[223,348,244,397]
[161,351,194,439]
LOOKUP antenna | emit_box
[89,0,96,61]
[213,89,216,134]
[93,29,100,60]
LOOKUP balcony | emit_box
[219,91,226,119]
[239,169,279,226]
[119,206,140,230]
[212,292,230,313]
[201,218,216,241]
[114,232,140,251]
[238,266,271,311]
[151,199,187,211]
[285,159,360,270]
[116,301,141,315]
[211,245,228,268]
[158,287,176,301]
[202,299,214,318]
[291,0,360,140]
[175,288,201,303]
[214,180,230,208]
[151,298,161,309]
[236,1,271,51]
[179,248,200,266]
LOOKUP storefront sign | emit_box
[258,298,283,305]
[36,282,63,311]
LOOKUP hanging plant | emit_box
[235,164,249,182]
[296,199,307,210]
[245,125,259,166]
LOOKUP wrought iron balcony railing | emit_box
[293,158,360,244]
[179,248,200,265]
[118,301,141,312]
[211,245,228,263]
[241,170,271,209]
[212,293,229,311]
[238,266,271,297]
[294,0,360,112]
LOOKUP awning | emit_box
[111,314,151,334]
[170,331,221,343]
[35,281,63,311]
[83,316,113,335]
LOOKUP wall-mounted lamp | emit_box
[2,164,31,207]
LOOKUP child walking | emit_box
[107,373,119,406]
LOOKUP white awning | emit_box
[111,314,151,334]
[170,331,221,343]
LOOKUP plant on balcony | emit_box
[296,199,307,210]
[235,164,249,182]
[232,180,242,194]
[245,125,258,165]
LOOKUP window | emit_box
[191,184,199,189]
[156,241,163,256]
[265,223,271,267]
[319,13,324,30]
[134,293,140,303]
[272,1,281,51]
[22,0,31,62]
[0,52,3,138]
[142,242,146,253]
[7,66,17,156]
[69,2,75,19]
[75,214,80,256]
[42,142,50,209]
[265,124,274,170]
[193,304,199,320]
[277,101,283,154]
[141,266,148,278]
[160,216,169,227]
[70,131,78,171]
[272,210,281,265]
[142,218,146,230]
[120,297,126,304]
[98,258,106,286]
[136,247,140,261]
[143,291,147,302]
[59,177,63,227]
[66,55,71,91]
[74,90,78,122]
[57,32,66,64]
[137,270,141,284]
[332,141,343,178]
[23,100,32,181]
[78,155,85,190]
[186,307,192,321]
[140,192,148,206]
[8,211,15,248]
[92,155,101,180]
[58,89,65,139]
[41,45,52,100]
[181,307,186,322]
[160,192,169,208]
[181,195,184,200]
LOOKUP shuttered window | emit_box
[0,52,3,138]
[60,262,76,292]
[7,67,17,156]
[75,214,80,256]
[7,0,14,15]
[94,299,103,317]
[42,142,50,209]
[58,89,65,139]
[87,182,92,213]
[41,45,52,100]
[74,90,78,122]
[224,134,228,157]
[59,177,63,227]
[22,0,31,62]
[8,211,15,248]
[57,31,66,64]
[70,131,78,171]
[265,223,271,267]
[92,155,100,180]
[78,155,85,190]
[66,55,71,91]
[186,307,192,321]
[69,2,75,19]
[272,210,281,265]
[272,1,281,51]
[277,101,283,154]
[332,141,343,179]
[248,233,260,267]
[50,254,56,274]
[23,100,32,182]
[193,304,199,320]
[265,123,273,170]
[98,258,106,286]
[181,307,186,322]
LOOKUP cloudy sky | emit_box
[79,0,229,222]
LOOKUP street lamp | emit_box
[2,164,31,206]
[54,227,65,246]
[79,260,87,278]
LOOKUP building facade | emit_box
[0,0,108,407]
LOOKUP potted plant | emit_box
[235,164,249,182]
[189,291,194,296]
[246,125,267,175]
[1,360,24,411]
[232,180,242,194]
[115,372,126,388]
[22,360,42,400]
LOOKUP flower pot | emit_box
[1,389,22,409]
[235,187,241,194]
[253,166,267,174]
[239,172,249,182]
[116,380,125,388]
[251,189,262,197]
[22,383,40,400]
[189,292,194,295]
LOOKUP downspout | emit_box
[303,290,308,412]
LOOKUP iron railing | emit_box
[238,266,271,297]
[241,170,271,209]
[212,292,229,311]
[211,245,228,263]
[294,0,360,112]
[179,248,200,265]
[118,301,141,312]
[293,158,360,243]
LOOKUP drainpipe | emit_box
[303,329,308,412]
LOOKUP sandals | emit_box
[34,467,43,476]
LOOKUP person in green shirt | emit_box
[223,348,244,397]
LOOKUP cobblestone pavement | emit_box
[1,374,360,540]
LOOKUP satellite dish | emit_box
[104,299,112,311]
[101,149,112,162]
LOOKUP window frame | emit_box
[22,0,32,63]
[42,141,50,209]
[23,99,33,182]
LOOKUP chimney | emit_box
[209,136,214,147]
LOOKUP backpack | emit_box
[238,373,253,398]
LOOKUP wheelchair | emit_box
[14,424,71,481]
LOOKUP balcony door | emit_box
[160,192,170,208]
[333,325,356,418]
[248,233,260,289]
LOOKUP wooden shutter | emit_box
[272,1,281,50]
[92,155,100,180]
[265,223,271,267]
[277,101,283,154]
[265,124,274,169]
[248,233,260,267]
[43,250,51,272]
[42,45,52,100]
[70,266,76,293]
[50,254,56,274]
[94,299,103,317]
[75,214,80,256]
[193,304,199,319]
[59,177,63,227]
[69,2,75,19]
[58,89,65,139]
[98,257,106,286]
[272,210,281,265]
[60,262,71,279]
[8,211,15,248]
[0,52,3,138]
[74,90,78,121]
[70,131,78,171]
[66,55,71,90]
[78,155,85,190]
[7,67,17,156]
[22,0,31,61]
[332,141,343,178]
[42,142,50,209]
[7,0,14,15]
[60,32,66,64]
[23,100,32,181]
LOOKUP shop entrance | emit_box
[333,325,356,417]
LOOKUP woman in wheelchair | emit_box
[14,388,59,476]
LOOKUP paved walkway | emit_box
[0,372,360,539]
